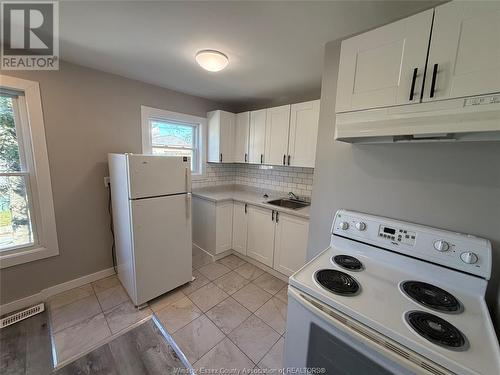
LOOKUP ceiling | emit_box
[59,1,440,108]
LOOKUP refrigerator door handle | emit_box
[186,193,191,219]
[185,167,192,193]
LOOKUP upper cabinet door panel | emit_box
[219,111,235,163]
[207,110,234,163]
[336,9,433,113]
[265,105,291,166]
[423,2,500,102]
[288,100,320,168]
[249,109,267,164]
[234,112,250,163]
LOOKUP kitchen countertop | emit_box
[192,185,311,219]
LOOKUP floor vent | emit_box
[1,303,45,329]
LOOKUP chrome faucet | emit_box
[288,192,299,200]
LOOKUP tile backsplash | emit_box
[192,163,314,197]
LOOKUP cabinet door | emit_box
[288,100,320,168]
[273,213,309,277]
[220,111,235,163]
[423,2,500,102]
[234,112,250,163]
[249,109,267,164]
[336,9,433,112]
[232,202,248,256]
[247,205,275,267]
[207,110,221,163]
[265,105,291,166]
[215,202,233,254]
[207,110,234,163]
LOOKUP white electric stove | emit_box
[284,209,500,375]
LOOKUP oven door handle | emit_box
[287,287,453,375]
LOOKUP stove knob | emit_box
[460,252,478,264]
[355,222,366,231]
[433,240,449,252]
[339,222,349,230]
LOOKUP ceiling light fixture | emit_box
[195,50,229,72]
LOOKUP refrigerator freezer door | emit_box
[130,193,192,305]
[127,155,191,199]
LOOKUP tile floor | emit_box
[153,253,288,371]
[47,249,288,371]
[48,275,152,364]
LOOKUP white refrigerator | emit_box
[108,153,192,306]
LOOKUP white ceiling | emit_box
[59,1,440,107]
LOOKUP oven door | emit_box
[284,287,452,375]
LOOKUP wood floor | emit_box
[54,319,186,375]
[0,311,53,375]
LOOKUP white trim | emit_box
[140,105,207,179]
[0,75,59,268]
[0,267,115,316]
[42,267,115,297]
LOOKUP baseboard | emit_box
[0,267,116,316]
[0,292,44,317]
[42,267,115,298]
[214,249,233,261]
[192,243,215,259]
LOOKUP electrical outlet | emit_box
[104,176,110,188]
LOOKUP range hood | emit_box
[335,94,500,144]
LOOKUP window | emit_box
[0,93,34,250]
[0,75,58,268]
[141,106,206,176]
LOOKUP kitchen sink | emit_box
[266,198,310,210]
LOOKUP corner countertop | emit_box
[191,185,311,219]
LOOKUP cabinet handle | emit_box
[261,154,264,164]
[283,154,286,165]
[271,210,275,221]
[287,155,291,166]
[245,153,248,163]
[276,211,279,223]
[430,63,438,98]
[220,153,223,162]
[409,67,418,101]
[244,203,247,214]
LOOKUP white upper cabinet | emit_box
[336,9,434,112]
[423,1,500,102]
[207,110,235,163]
[273,212,309,277]
[265,105,291,166]
[246,205,275,267]
[234,112,250,163]
[248,109,267,164]
[288,100,320,168]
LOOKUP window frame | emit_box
[141,106,206,178]
[0,75,59,269]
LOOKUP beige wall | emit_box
[0,62,231,304]
[307,40,500,329]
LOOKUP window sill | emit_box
[0,245,59,269]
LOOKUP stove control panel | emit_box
[378,225,416,246]
[332,209,492,279]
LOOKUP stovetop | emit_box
[289,236,500,375]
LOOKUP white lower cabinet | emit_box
[246,205,276,267]
[216,201,234,254]
[232,201,248,256]
[192,196,233,255]
[273,212,309,276]
[194,196,310,275]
